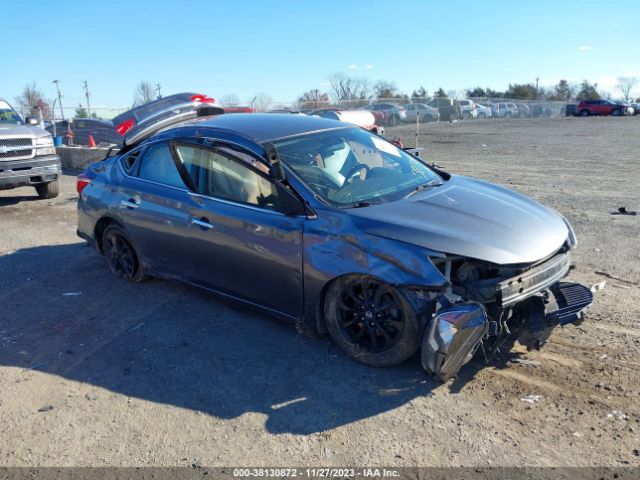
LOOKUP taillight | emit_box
[77,173,91,194]
[115,118,135,136]
[190,94,216,103]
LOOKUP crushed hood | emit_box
[348,175,569,265]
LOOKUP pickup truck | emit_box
[0,98,61,198]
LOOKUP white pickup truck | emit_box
[0,98,61,198]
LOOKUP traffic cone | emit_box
[88,134,96,148]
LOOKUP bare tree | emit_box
[373,80,398,99]
[328,73,370,107]
[14,82,51,120]
[616,77,638,101]
[220,94,239,107]
[297,89,329,110]
[133,81,155,106]
[252,92,273,112]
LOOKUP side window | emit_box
[175,144,282,212]
[120,148,143,174]
[137,142,186,188]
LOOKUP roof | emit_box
[179,113,351,142]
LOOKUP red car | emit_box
[576,99,626,116]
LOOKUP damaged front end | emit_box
[419,250,593,382]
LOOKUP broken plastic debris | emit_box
[590,281,606,292]
[520,394,542,403]
[611,206,637,216]
[606,410,629,421]
[62,292,82,296]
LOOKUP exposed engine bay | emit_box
[419,248,593,381]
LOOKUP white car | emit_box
[457,99,477,119]
[402,103,440,123]
[475,103,492,119]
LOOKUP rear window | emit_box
[137,143,186,188]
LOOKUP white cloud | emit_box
[365,64,374,70]
[578,45,592,51]
[348,64,359,70]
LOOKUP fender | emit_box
[301,210,449,332]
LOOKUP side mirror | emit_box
[25,116,39,126]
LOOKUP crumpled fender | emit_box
[302,211,449,332]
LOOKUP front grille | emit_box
[0,138,34,159]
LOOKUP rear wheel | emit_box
[478,112,486,119]
[324,275,420,367]
[35,180,59,199]
[580,109,590,117]
[101,225,147,282]
[421,114,433,123]
[612,108,622,116]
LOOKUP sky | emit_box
[2,0,640,116]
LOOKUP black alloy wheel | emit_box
[101,225,146,282]
[324,275,420,367]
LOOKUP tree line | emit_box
[296,75,639,110]
[11,76,639,120]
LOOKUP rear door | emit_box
[172,140,306,317]
[113,141,194,279]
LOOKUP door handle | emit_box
[191,217,215,230]
[120,199,139,209]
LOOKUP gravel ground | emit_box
[0,116,639,467]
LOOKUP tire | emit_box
[35,180,59,199]
[101,224,147,282]
[324,275,420,367]
[504,112,512,119]
[580,109,590,117]
[478,112,486,119]
[612,109,621,116]
[462,111,472,120]
[421,114,433,123]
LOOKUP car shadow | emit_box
[0,242,444,435]
[0,194,40,206]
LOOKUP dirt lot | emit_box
[1,116,639,467]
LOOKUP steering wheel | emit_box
[343,164,370,185]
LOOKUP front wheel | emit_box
[101,225,147,282]
[580,109,590,117]
[324,275,420,367]
[35,180,59,199]
[612,109,621,116]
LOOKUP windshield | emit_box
[0,101,23,126]
[274,127,442,207]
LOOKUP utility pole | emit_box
[83,81,91,117]
[155,83,162,99]
[52,80,64,119]
[535,77,540,99]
